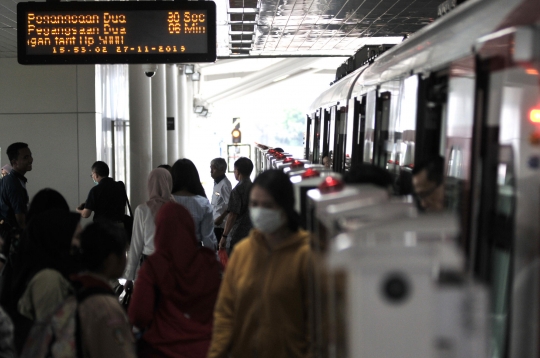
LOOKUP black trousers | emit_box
[214,227,224,244]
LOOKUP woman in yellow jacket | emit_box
[208,169,312,358]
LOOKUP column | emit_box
[152,64,167,167]
[166,64,179,163]
[129,64,152,208]
[177,65,189,158]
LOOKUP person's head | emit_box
[1,164,12,178]
[234,157,253,181]
[147,168,174,215]
[25,209,81,277]
[91,161,109,183]
[249,169,299,234]
[79,222,127,280]
[27,188,70,224]
[171,159,206,197]
[210,158,227,180]
[344,164,394,194]
[158,164,172,172]
[13,209,82,300]
[322,155,331,168]
[7,142,32,174]
[412,156,445,211]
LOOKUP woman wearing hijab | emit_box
[128,202,222,358]
[208,170,313,358]
[12,209,81,352]
[171,159,217,250]
[124,168,174,284]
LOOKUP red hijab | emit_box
[145,202,221,323]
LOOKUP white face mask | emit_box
[249,207,286,234]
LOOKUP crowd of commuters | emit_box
[0,141,318,358]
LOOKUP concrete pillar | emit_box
[177,65,189,158]
[185,74,195,158]
[166,64,179,163]
[151,64,167,167]
[129,64,152,208]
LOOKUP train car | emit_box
[304,0,540,356]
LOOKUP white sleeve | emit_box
[221,180,232,207]
[201,203,217,250]
[123,205,145,280]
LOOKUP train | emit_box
[254,0,540,356]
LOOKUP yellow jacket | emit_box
[208,229,312,358]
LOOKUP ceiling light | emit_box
[201,109,209,116]
[192,72,201,81]
[184,64,195,74]
[194,106,204,113]
[272,74,290,83]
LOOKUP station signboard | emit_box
[17,1,216,64]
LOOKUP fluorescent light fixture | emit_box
[185,64,195,74]
[194,106,204,113]
[192,72,201,81]
[201,109,209,116]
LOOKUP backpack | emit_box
[20,286,113,358]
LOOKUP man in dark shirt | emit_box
[77,161,126,223]
[0,143,33,231]
[220,157,253,254]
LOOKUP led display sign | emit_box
[17,1,216,64]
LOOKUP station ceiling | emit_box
[1,0,438,60]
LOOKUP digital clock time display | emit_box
[17,1,216,64]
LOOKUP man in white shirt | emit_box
[210,158,232,242]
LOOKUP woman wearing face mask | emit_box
[207,169,313,358]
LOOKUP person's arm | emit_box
[128,264,156,330]
[202,205,217,250]
[207,251,238,358]
[219,213,237,249]
[214,182,233,226]
[76,208,92,219]
[123,206,145,281]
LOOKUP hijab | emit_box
[143,202,221,323]
[146,168,174,216]
[12,209,81,303]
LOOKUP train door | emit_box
[305,114,313,161]
[346,95,366,169]
[332,107,347,173]
[470,61,540,358]
[321,108,332,164]
[415,70,449,165]
[312,110,322,164]
[373,91,391,168]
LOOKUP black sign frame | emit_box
[17,1,216,65]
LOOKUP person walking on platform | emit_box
[123,168,174,286]
[129,202,221,358]
[219,157,253,255]
[76,161,127,224]
[171,159,217,250]
[210,158,232,243]
[208,169,313,358]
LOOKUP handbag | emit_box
[118,181,134,244]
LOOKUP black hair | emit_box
[412,156,445,186]
[91,161,110,177]
[79,221,127,272]
[6,142,28,165]
[27,188,70,224]
[344,164,394,189]
[211,158,227,172]
[251,169,299,232]
[234,157,254,177]
[158,164,172,171]
[171,159,207,198]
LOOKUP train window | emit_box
[373,91,391,169]
[328,107,337,170]
[321,109,332,164]
[305,115,312,161]
[346,96,366,169]
[364,90,377,163]
[396,76,419,168]
[312,111,322,164]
